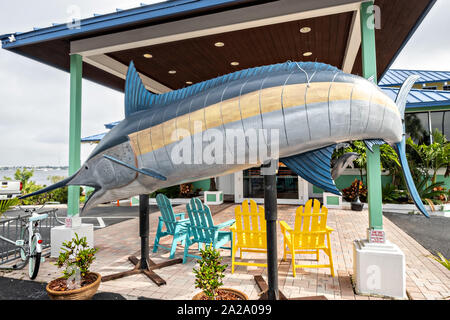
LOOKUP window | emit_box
[405,112,430,144]
[443,85,450,91]
[243,165,299,199]
[422,86,437,90]
[430,111,450,140]
[405,111,449,144]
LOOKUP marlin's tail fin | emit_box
[393,75,429,217]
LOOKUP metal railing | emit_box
[0,209,62,265]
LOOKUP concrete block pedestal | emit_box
[204,191,224,205]
[50,217,94,258]
[353,239,406,299]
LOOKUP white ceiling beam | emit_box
[83,54,172,94]
[71,0,362,56]
[341,9,361,73]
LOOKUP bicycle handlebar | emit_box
[29,213,49,222]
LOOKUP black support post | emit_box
[139,194,149,270]
[264,173,279,300]
[102,194,183,286]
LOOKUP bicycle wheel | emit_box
[19,227,29,261]
[28,235,41,280]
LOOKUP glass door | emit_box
[243,163,299,200]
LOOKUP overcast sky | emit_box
[0,0,449,167]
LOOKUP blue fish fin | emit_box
[103,155,167,181]
[125,61,156,117]
[394,139,429,217]
[395,75,420,119]
[364,139,386,152]
[392,75,429,217]
[281,145,341,195]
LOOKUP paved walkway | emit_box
[1,204,449,300]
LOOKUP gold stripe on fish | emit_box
[130,82,399,156]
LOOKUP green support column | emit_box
[360,1,383,230]
[67,54,83,217]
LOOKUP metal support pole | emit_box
[360,1,383,231]
[139,194,149,270]
[67,54,83,218]
[264,173,279,300]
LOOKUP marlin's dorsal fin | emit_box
[124,61,155,117]
[281,145,341,195]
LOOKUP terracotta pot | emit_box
[193,288,248,300]
[46,272,101,300]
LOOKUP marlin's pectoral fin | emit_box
[364,139,386,152]
[103,155,167,181]
[281,145,341,195]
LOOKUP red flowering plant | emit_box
[342,179,368,203]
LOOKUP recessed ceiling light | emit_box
[186,81,193,85]
[214,42,225,47]
[300,27,311,33]
[168,70,177,74]
[230,61,240,66]
[143,53,153,58]
[303,52,312,57]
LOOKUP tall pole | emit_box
[67,54,83,219]
[262,162,279,300]
[360,1,383,231]
[139,194,150,269]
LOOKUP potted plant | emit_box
[192,245,247,300]
[46,233,100,300]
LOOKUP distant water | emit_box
[0,169,68,186]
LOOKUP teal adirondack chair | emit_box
[153,193,190,259]
[183,198,235,263]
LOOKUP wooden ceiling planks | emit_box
[108,13,353,90]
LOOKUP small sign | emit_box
[65,217,72,228]
[368,229,385,243]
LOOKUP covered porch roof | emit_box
[1,0,435,93]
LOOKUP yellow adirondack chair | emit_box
[230,199,267,273]
[279,199,335,277]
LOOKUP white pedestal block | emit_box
[50,224,94,258]
[204,191,224,205]
[353,239,406,299]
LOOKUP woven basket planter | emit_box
[192,288,248,300]
[46,272,101,300]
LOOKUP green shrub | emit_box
[150,185,181,198]
[0,198,19,217]
[430,252,450,271]
[193,246,227,300]
[56,233,98,279]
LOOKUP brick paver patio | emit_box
[1,204,449,300]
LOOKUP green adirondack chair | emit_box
[183,197,235,263]
[153,193,190,259]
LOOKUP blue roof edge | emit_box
[381,87,450,108]
[1,0,248,49]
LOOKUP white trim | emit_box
[83,54,172,94]
[71,0,362,56]
[342,9,361,73]
[234,171,244,203]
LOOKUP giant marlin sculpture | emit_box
[22,61,428,217]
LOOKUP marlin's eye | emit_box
[85,166,89,170]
